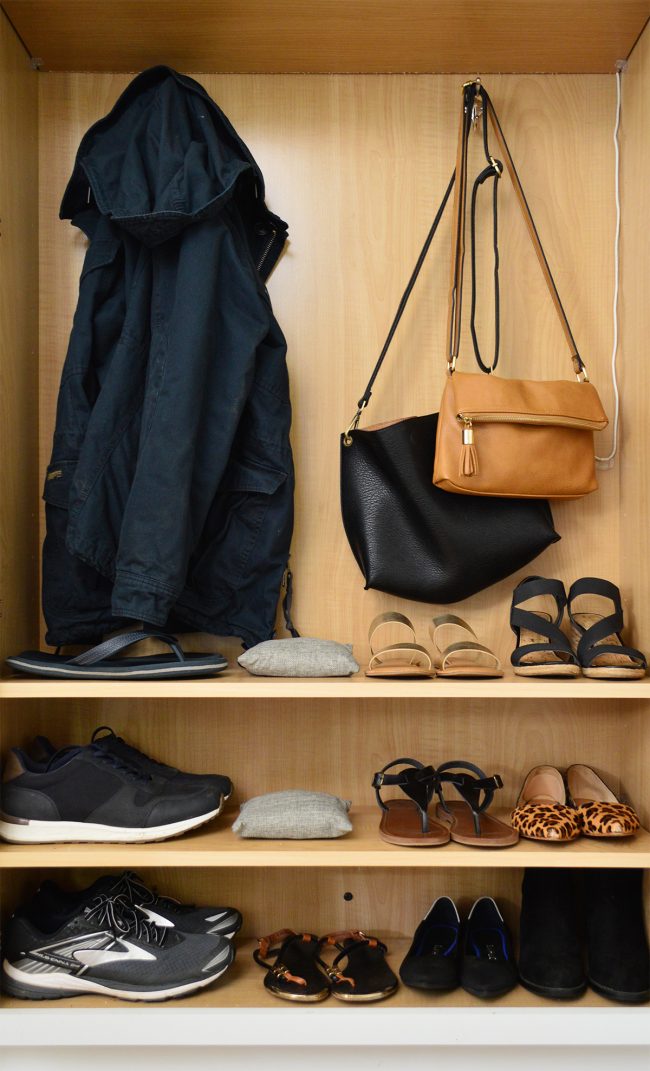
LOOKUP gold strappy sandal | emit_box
[365,612,435,679]
[430,614,503,679]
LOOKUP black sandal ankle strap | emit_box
[511,576,567,626]
[372,758,440,831]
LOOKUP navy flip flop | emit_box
[6,631,228,681]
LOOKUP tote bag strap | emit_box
[447,82,588,381]
[344,86,497,440]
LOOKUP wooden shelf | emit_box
[0,939,631,1012]
[2,666,650,700]
[2,0,649,74]
[2,808,649,870]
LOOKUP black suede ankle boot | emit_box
[518,868,586,999]
[584,868,650,1003]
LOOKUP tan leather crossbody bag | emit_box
[433,83,608,500]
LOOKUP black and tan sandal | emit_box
[372,758,450,847]
[436,760,519,848]
[318,930,398,1002]
[566,764,640,838]
[254,930,330,1002]
[510,576,580,678]
[431,614,502,679]
[567,578,646,680]
[365,612,435,679]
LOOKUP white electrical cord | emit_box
[596,67,622,466]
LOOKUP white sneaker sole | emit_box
[0,806,221,844]
[2,957,232,1002]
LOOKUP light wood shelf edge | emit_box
[1,668,649,700]
[1,809,648,870]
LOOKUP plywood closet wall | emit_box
[38,72,620,663]
[3,0,650,996]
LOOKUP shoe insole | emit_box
[366,664,434,679]
[519,766,567,805]
[379,799,449,846]
[566,763,618,804]
[414,925,458,957]
[436,801,519,847]
[469,926,509,962]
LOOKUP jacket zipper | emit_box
[455,412,601,480]
[256,226,277,272]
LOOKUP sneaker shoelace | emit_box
[84,894,168,947]
[111,871,194,914]
[91,726,168,774]
[44,744,152,784]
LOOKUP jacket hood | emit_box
[61,66,268,246]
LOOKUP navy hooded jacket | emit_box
[42,67,293,648]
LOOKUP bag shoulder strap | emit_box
[448,83,587,381]
[342,171,455,441]
[344,86,498,439]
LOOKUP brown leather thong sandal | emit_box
[431,614,502,679]
[372,758,450,847]
[253,930,330,1002]
[365,612,435,679]
[566,764,640,838]
[435,760,519,848]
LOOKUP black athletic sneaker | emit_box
[33,873,243,939]
[31,727,232,800]
[0,744,228,844]
[2,893,235,1001]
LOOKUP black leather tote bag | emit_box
[341,412,558,603]
[340,93,559,604]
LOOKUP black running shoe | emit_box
[31,728,233,800]
[32,873,243,939]
[0,744,227,844]
[2,893,235,1001]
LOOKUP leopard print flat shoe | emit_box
[511,765,581,842]
[566,763,640,838]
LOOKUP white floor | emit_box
[5,1049,650,1070]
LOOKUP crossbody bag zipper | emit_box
[456,412,601,479]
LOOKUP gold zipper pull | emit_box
[458,416,479,477]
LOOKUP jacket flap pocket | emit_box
[220,459,287,494]
[80,236,121,280]
[450,372,608,430]
[42,461,76,508]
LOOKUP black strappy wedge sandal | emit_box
[436,760,519,848]
[510,576,580,678]
[567,578,646,680]
[254,930,330,1002]
[318,930,399,1002]
[372,758,450,847]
